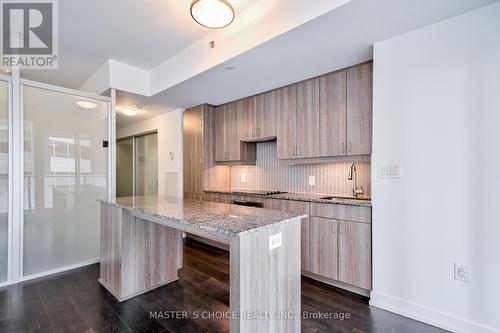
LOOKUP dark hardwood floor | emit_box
[0,239,448,333]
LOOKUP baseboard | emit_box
[20,258,101,282]
[370,291,500,333]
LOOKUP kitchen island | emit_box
[99,195,305,332]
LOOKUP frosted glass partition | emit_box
[23,85,108,276]
[0,81,8,282]
[135,132,158,196]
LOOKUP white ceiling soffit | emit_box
[80,0,351,96]
[114,0,499,128]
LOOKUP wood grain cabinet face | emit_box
[309,217,338,280]
[226,101,242,161]
[257,90,277,139]
[183,106,204,197]
[276,85,297,159]
[347,62,373,155]
[319,70,347,156]
[214,105,227,162]
[296,78,320,158]
[338,220,372,290]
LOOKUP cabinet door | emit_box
[347,63,372,155]
[244,95,260,141]
[310,217,338,280]
[183,106,204,197]
[276,85,297,159]
[338,220,371,290]
[296,78,320,158]
[319,70,347,156]
[256,90,277,139]
[226,101,242,161]
[214,105,226,162]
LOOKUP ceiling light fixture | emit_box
[76,100,98,109]
[190,0,234,29]
[121,108,139,117]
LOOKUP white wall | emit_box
[116,110,183,198]
[371,3,500,333]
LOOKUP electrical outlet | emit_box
[454,263,470,283]
[309,175,316,186]
[240,174,246,183]
[269,233,282,250]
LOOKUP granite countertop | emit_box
[99,196,305,238]
[205,190,372,207]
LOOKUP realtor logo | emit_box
[1,0,58,69]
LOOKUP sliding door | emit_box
[22,85,109,276]
[116,138,134,197]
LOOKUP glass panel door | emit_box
[23,85,108,276]
[0,81,8,282]
[135,132,158,196]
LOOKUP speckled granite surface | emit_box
[99,196,305,238]
[205,190,372,207]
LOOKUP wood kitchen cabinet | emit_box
[276,85,297,159]
[215,101,256,164]
[310,217,338,280]
[264,198,311,271]
[347,62,372,155]
[309,202,371,291]
[276,79,320,159]
[319,70,347,156]
[243,90,277,141]
[338,219,372,290]
[183,105,204,200]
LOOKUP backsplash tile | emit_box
[231,142,371,197]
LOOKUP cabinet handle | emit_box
[348,142,352,153]
[296,146,300,157]
[252,128,256,138]
[257,128,261,138]
[341,142,345,154]
[338,222,343,235]
[292,146,296,157]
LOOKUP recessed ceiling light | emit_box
[190,0,234,29]
[224,66,235,71]
[121,108,139,117]
[76,100,98,109]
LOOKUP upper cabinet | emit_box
[213,61,372,163]
[242,90,277,141]
[215,100,256,164]
[319,70,347,156]
[346,62,372,155]
[296,78,320,158]
[276,85,297,159]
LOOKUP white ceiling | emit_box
[21,0,255,88]
[116,0,498,128]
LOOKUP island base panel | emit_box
[230,218,301,333]
[100,203,183,301]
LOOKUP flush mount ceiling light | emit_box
[76,100,98,109]
[121,108,139,117]
[190,0,234,29]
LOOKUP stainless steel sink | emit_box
[320,196,371,201]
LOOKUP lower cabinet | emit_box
[310,217,338,280]
[309,203,372,291]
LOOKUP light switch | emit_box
[378,164,401,179]
[309,175,316,186]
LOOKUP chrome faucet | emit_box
[348,162,363,198]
